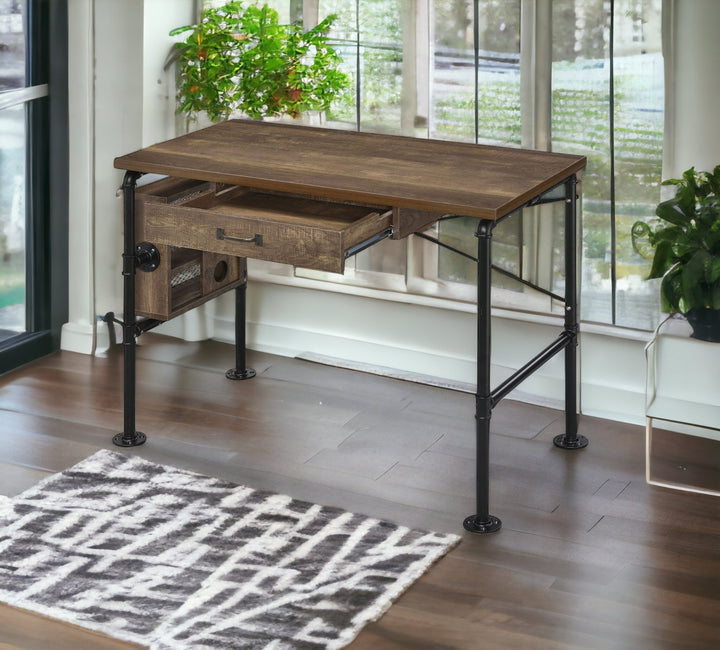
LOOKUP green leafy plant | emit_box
[169,1,349,122]
[631,165,720,314]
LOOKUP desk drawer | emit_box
[143,187,393,274]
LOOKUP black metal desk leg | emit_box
[226,265,256,380]
[113,171,147,447]
[464,219,502,534]
[554,174,588,450]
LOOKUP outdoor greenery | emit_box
[318,0,406,125]
[632,166,720,313]
[0,148,24,311]
[170,1,349,121]
[433,81,522,144]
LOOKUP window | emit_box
[0,0,67,373]
[210,0,665,331]
[0,1,31,342]
[552,0,664,330]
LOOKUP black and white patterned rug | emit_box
[0,450,460,649]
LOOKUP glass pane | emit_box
[317,0,407,279]
[355,0,406,271]
[476,0,521,146]
[318,0,359,127]
[322,1,432,134]
[431,0,521,145]
[611,0,663,330]
[358,0,403,134]
[553,0,663,328]
[0,103,26,340]
[430,0,475,142]
[355,236,405,275]
[552,0,613,324]
[0,0,25,92]
[436,0,521,289]
[266,0,293,23]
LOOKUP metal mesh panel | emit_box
[170,263,201,287]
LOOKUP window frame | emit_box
[0,0,68,374]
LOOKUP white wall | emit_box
[62,0,195,353]
[62,0,720,432]
[62,0,96,353]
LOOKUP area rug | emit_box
[0,450,460,649]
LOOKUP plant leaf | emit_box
[660,264,683,312]
[169,24,196,37]
[709,165,720,194]
[709,257,720,284]
[656,198,692,226]
[630,220,652,258]
[711,284,720,310]
[647,240,674,279]
[675,182,697,217]
[682,249,713,308]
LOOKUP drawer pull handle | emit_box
[216,228,263,247]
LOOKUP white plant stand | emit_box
[645,318,720,496]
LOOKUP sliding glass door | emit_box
[0,0,67,373]
[0,1,32,342]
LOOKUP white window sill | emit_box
[247,259,657,342]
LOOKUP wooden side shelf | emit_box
[134,177,246,321]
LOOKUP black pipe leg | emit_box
[113,171,146,447]
[554,175,588,451]
[463,397,501,534]
[226,266,256,380]
[464,219,501,534]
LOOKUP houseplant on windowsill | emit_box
[632,165,720,342]
[168,1,349,124]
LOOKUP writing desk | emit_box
[114,119,587,534]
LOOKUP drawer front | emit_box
[392,207,441,239]
[143,201,392,274]
[134,178,215,242]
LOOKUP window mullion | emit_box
[404,0,431,291]
[520,0,552,150]
[520,0,553,293]
[301,0,318,29]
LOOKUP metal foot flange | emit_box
[553,433,589,450]
[226,368,256,380]
[112,432,147,447]
[463,514,502,534]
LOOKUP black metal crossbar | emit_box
[490,331,573,408]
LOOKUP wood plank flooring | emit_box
[0,334,719,649]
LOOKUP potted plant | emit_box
[632,165,720,342]
[169,1,349,123]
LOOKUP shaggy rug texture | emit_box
[0,450,460,649]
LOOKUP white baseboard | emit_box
[212,309,646,425]
[60,320,97,355]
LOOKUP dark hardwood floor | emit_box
[0,333,719,649]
